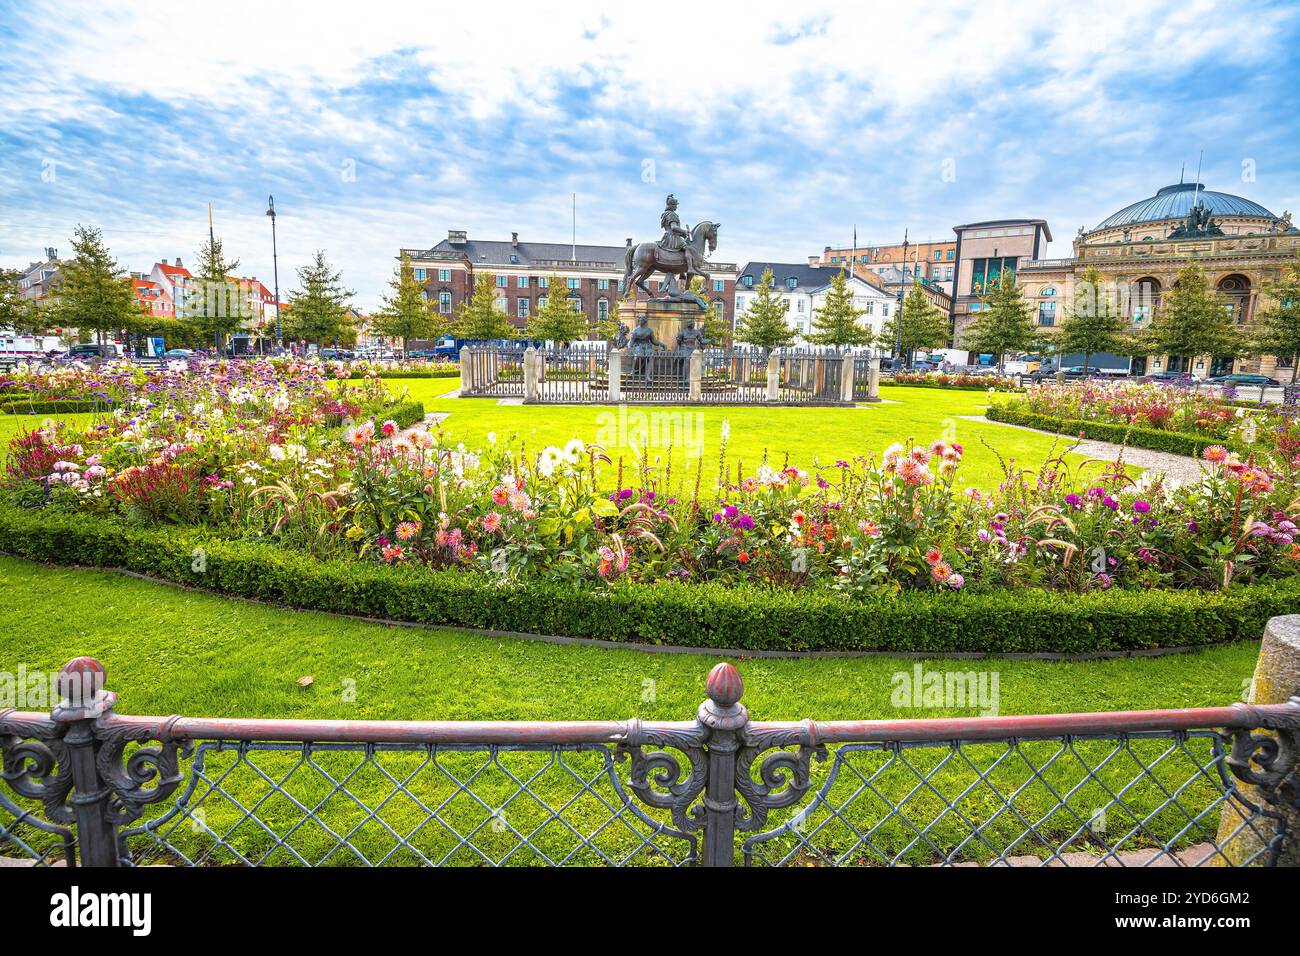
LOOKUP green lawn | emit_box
[382,380,1107,490]
[0,556,1257,866]
[0,385,1230,866]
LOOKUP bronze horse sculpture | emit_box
[620,220,720,308]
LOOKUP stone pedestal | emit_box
[619,297,706,351]
[1215,615,1300,866]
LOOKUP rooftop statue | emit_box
[620,194,720,309]
[1168,198,1225,239]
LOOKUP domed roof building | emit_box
[955,182,1300,380]
[1084,182,1291,245]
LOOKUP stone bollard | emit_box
[459,345,473,393]
[608,349,623,403]
[689,350,703,402]
[523,346,539,402]
[1215,615,1300,866]
[867,355,881,402]
[840,352,855,404]
[766,358,780,402]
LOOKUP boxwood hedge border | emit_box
[0,504,1293,655]
[985,403,1239,458]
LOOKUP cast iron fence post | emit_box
[51,657,120,867]
[698,662,746,866]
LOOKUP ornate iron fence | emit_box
[698,347,770,404]
[774,348,844,404]
[460,347,525,398]
[620,351,692,403]
[2,657,1296,867]
[533,348,605,404]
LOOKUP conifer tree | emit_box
[734,268,796,352]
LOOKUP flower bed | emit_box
[2,362,1298,652]
[986,404,1230,458]
[1,504,1294,652]
[888,371,1022,391]
[1000,381,1300,460]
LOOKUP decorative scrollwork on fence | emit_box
[0,711,75,825]
[1225,700,1300,808]
[617,720,710,833]
[93,718,193,826]
[735,721,827,833]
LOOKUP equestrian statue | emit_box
[620,194,720,309]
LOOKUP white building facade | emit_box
[733,262,893,346]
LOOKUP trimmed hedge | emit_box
[0,504,1293,654]
[375,400,426,430]
[348,369,459,380]
[885,381,1023,393]
[986,403,1232,458]
[1,398,115,415]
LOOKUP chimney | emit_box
[807,256,820,267]
[448,230,467,245]
[45,247,57,260]
[175,257,183,267]
[511,232,519,247]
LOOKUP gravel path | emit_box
[961,415,1204,487]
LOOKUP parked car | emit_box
[1206,373,1280,387]
[162,348,193,360]
[66,343,120,361]
[1146,370,1193,382]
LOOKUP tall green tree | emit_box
[527,273,588,345]
[1053,267,1130,372]
[594,300,622,343]
[372,254,445,351]
[807,270,871,348]
[185,230,246,352]
[455,273,515,340]
[734,268,796,352]
[964,273,1037,371]
[877,280,949,358]
[46,226,144,345]
[1249,252,1300,383]
[1142,262,1241,370]
[285,251,355,346]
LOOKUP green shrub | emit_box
[0,504,1288,654]
[348,369,459,380]
[986,404,1235,458]
[0,398,116,415]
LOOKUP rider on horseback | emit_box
[659,195,691,263]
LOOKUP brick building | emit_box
[821,238,959,294]
[401,230,738,340]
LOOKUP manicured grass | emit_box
[381,379,1112,490]
[0,556,1259,866]
[0,556,1257,720]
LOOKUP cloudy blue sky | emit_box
[2,0,1299,308]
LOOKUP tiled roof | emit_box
[737,261,873,293]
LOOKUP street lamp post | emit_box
[266,196,282,350]
[893,231,909,368]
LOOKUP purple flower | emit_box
[1064,493,1082,509]
[1133,500,1151,514]
[1102,496,1119,511]
[1094,572,1113,589]
[1186,520,1199,533]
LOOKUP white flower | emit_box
[720,419,731,442]
[563,438,585,463]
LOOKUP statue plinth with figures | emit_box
[617,194,720,355]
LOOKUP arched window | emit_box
[1216,274,1251,325]
[1131,277,1161,323]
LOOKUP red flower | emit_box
[737,551,751,563]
